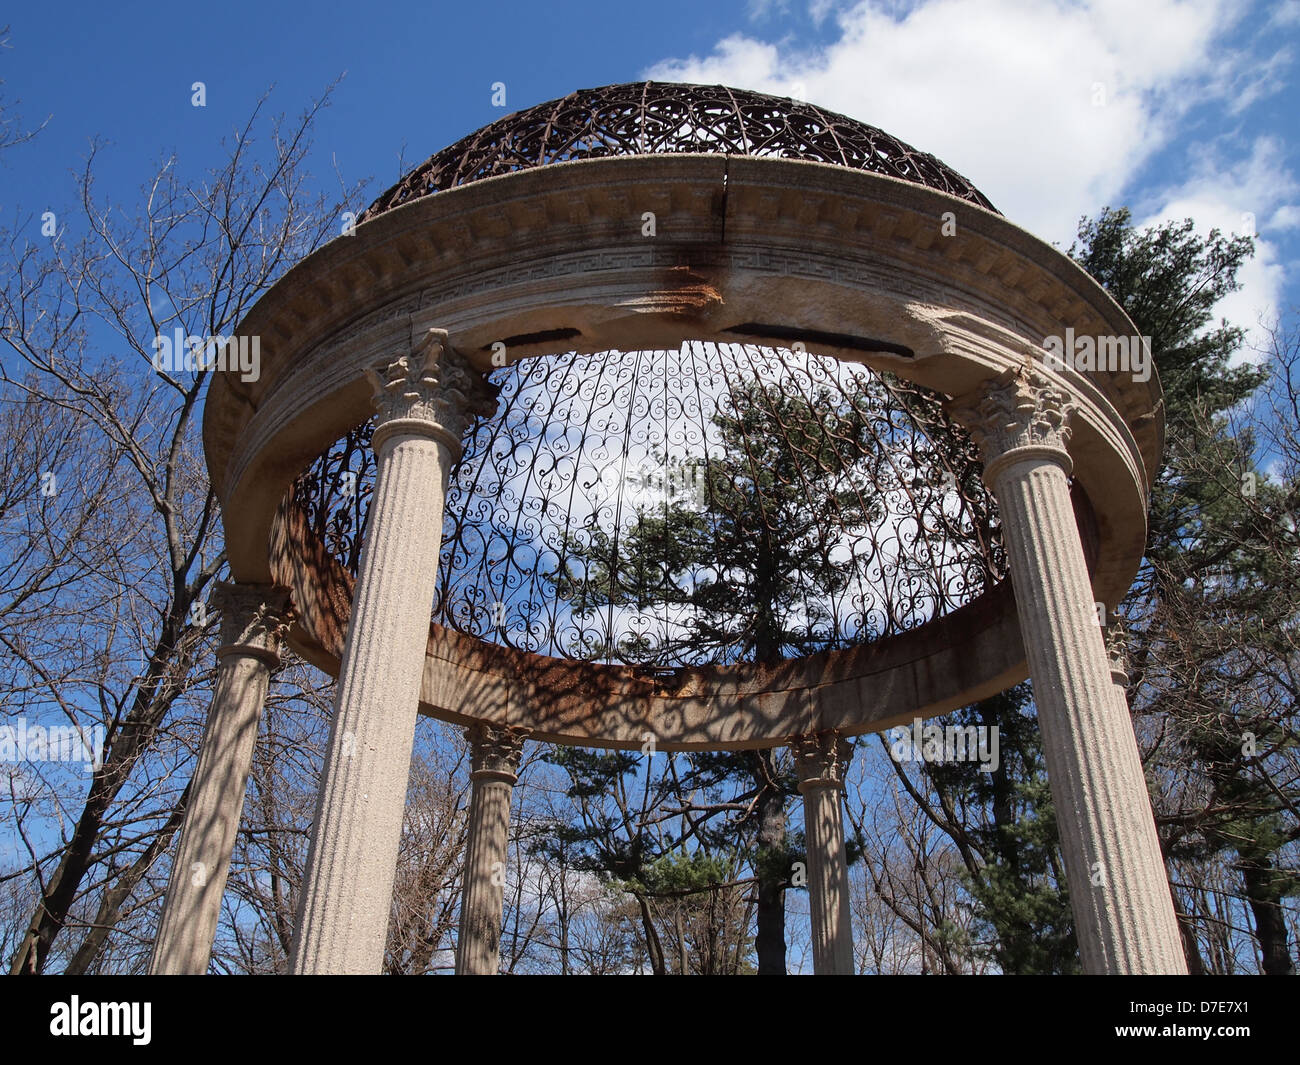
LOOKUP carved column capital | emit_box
[365,328,499,458]
[212,582,293,667]
[793,731,853,792]
[947,368,1077,484]
[1104,616,1131,689]
[466,723,526,783]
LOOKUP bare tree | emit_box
[384,721,471,975]
[0,26,48,154]
[0,84,358,973]
[846,744,989,974]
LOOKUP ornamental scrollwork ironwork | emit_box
[293,342,1005,669]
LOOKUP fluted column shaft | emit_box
[455,724,524,975]
[952,369,1184,974]
[291,330,496,974]
[794,732,854,974]
[150,583,290,974]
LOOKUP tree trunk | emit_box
[1239,855,1295,976]
[1177,909,1207,976]
[65,785,191,974]
[634,893,666,975]
[753,750,787,975]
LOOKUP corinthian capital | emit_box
[466,722,526,782]
[793,731,853,791]
[1104,615,1131,689]
[947,368,1077,482]
[365,328,499,456]
[212,582,293,666]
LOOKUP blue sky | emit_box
[2,0,1297,351]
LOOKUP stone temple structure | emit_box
[149,82,1186,975]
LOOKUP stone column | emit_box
[950,368,1185,974]
[291,330,497,975]
[150,583,290,974]
[793,732,855,975]
[456,723,525,975]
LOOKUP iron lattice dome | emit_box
[294,83,1012,671]
[206,73,1166,744]
[359,81,997,222]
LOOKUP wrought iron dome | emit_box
[359,81,997,222]
[291,84,1011,672]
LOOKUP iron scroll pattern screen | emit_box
[295,345,1003,670]
[293,343,1005,668]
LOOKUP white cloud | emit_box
[1269,204,1300,230]
[1267,0,1300,27]
[646,0,1294,357]
[1208,43,1292,116]
[645,0,1250,243]
[809,0,840,25]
